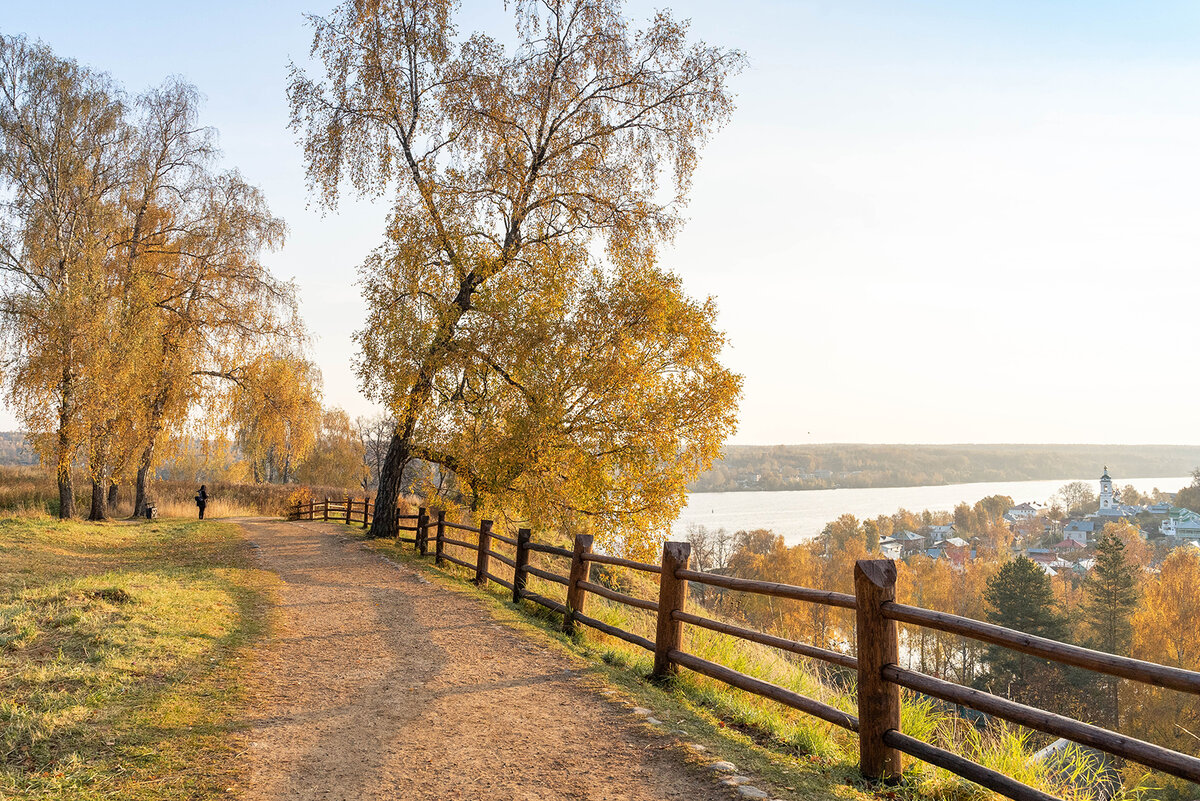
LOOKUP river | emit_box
[673,475,1194,545]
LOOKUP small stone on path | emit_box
[645,717,662,725]
[686,743,707,752]
[736,787,769,799]
[631,707,653,716]
[708,761,736,772]
[721,775,751,786]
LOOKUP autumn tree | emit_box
[821,514,864,556]
[1081,527,1139,728]
[289,0,744,551]
[296,407,368,489]
[1175,468,1200,512]
[1127,547,1200,779]
[1055,481,1096,515]
[122,86,295,516]
[898,556,993,683]
[0,36,302,518]
[231,355,322,484]
[0,34,126,517]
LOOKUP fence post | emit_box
[563,534,594,635]
[362,496,370,530]
[513,528,531,604]
[855,559,902,783]
[653,542,691,678]
[345,495,351,525]
[435,510,446,565]
[474,520,493,585]
[323,497,329,522]
[417,507,429,556]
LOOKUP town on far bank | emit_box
[877,467,1200,575]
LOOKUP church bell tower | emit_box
[1099,466,1115,510]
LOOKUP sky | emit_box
[4,1,1200,445]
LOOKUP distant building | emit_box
[1030,552,1075,573]
[1064,520,1095,544]
[1099,467,1116,511]
[1005,502,1044,521]
[1050,538,1084,553]
[1161,507,1200,541]
[1095,466,1139,518]
[878,537,904,560]
[892,530,927,555]
[927,524,955,539]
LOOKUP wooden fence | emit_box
[288,497,1200,800]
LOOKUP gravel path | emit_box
[235,518,730,801]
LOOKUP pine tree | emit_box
[1082,528,1139,728]
[981,556,1066,707]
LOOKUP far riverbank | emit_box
[673,475,1193,545]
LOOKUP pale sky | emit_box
[4,1,1200,444]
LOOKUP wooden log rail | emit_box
[281,500,1200,798]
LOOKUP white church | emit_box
[1095,467,1138,518]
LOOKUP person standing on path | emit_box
[196,485,208,519]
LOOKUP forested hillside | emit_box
[690,444,1200,491]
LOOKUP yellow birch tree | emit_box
[289,0,745,551]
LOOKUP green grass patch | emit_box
[0,516,275,800]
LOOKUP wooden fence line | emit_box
[286,497,1200,798]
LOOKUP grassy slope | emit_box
[0,515,275,800]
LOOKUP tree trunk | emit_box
[88,477,107,521]
[133,422,161,517]
[133,461,151,517]
[57,463,74,519]
[368,433,411,538]
[106,480,119,512]
[57,364,75,519]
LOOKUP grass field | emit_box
[0,516,276,800]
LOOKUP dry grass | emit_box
[0,465,349,519]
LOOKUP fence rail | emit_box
[286,497,1200,798]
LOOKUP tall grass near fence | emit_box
[0,465,347,518]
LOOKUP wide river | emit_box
[673,475,1194,545]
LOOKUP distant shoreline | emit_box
[688,476,1191,495]
[688,444,1200,494]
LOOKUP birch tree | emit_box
[0,36,305,517]
[289,0,744,550]
[0,35,126,517]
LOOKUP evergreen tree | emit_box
[1082,529,1139,728]
[981,556,1066,707]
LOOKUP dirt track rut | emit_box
[235,518,729,801]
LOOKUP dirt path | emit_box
[235,518,732,801]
